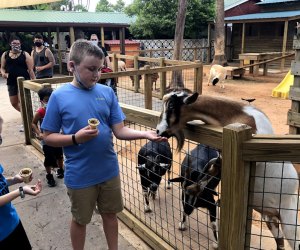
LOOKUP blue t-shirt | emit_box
[0,164,20,241]
[41,83,126,189]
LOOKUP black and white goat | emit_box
[137,141,172,212]
[170,144,221,248]
[207,64,227,89]
[156,90,300,249]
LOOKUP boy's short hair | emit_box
[69,39,104,65]
[38,87,53,101]
[34,34,43,40]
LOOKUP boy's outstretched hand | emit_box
[145,131,168,142]
[23,179,42,196]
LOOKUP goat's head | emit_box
[185,155,221,197]
[156,90,199,151]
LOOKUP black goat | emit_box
[137,141,172,212]
[170,144,221,248]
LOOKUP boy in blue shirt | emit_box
[41,40,166,250]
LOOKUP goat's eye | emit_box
[168,102,175,110]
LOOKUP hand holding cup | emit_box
[19,168,33,184]
[88,118,100,130]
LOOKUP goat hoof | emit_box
[144,206,152,213]
[212,242,218,249]
[178,222,186,231]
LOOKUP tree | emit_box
[212,0,227,66]
[170,0,187,88]
[113,0,125,12]
[126,0,214,39]
[96,0,113,12]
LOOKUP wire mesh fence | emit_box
[115,123,221,249]
[19,75,300,250]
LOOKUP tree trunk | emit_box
[212,0,228,66]
[170,0,187,89]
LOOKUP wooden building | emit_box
[224,0,300,68]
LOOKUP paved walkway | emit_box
[0,77,150,249]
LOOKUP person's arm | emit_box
[0,52,8,79]
[31,112,43,139]
[112,122,167,142]
[43,126,99,147]
[0,178,42,207]
[24,51,35,80]
[105,56,112,69]
[43,48,55,70]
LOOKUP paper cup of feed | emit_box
[19,168,33,183]
[88,118,100,129]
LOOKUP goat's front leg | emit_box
[167,169,171,189]
[207,199,219,249]
[143,188,152,213]
[264,215,285,250]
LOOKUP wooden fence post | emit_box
[133,55,139,93]
[193,61,203,94]
[288,27,300,134]
[17,77,31,145]
[112,53,118,72]
[144,65,152,110]
[159,57,166,99]
[219,123,252,250]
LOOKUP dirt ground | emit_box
[201,66,291,135]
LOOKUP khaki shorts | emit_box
[67,175,123,225]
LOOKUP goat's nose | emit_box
[156,129,160,135]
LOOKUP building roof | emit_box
[225,0,250,10]
[257,0,298,4]
[225,9,300,22]
[0,9,135,28]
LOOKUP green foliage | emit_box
[96,0,113,12]
[113,0,126,12]
[125,0,215,39]
[96,0,126,12]
[18,0,87,11]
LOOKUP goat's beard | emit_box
[174,130,185,152]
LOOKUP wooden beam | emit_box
[119,27,125,55]
[101,26,105,47]
[69,26,75,45]
[241,23,245,54]
[281,20,289,70]
[56,27,62,74]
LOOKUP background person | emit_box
[41,40,166,250]
[0,35,35,112]
[90,34,111,68]
[31,34,55,79]
[0,163,42,249]
[31,88,64,187]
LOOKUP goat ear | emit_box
[183,92,199,105]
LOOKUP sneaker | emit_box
[46,174,56,187]
[56,168,64,179]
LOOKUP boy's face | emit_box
[71,55,104,88]
[41,96,50,107]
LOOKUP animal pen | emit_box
[18,56,300,250]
